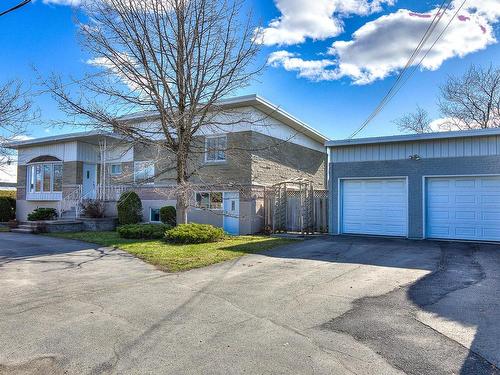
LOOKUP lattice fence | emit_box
[264,181,328,234]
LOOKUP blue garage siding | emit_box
[329,156,500,239]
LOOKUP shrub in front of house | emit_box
[27,207,58,221]
[117,191,142,225]
[118,223,171,239]
[80,199,106,218]
[0,196,16,222]
[0,190,15,199]
[165,223,225,244]
[159,206,176,227]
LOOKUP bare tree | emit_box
[43,0,262,223]
[393,105,432,134]
[0,80,32,171]
[439,65,500,130]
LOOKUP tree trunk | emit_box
[176,188,188,225]
[176,145,189,225]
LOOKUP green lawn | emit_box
[46,231,294,272]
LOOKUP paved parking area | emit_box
[0,232,499,374]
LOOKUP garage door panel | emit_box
[483,211,500,220]
[426,176,500,241]
[455,179,475,188]
[455,210,476,220]
[481,179,500,188]
[455,227,476,237]
[429,180,449,188]
[483,227,500,237]
[429,194,449,204]
[455,195,476,204]
[342,178,407,237]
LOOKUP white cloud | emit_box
[88,55,147,92]
[0,158,16,183]
[267,51,339,81]
[464,0,500,22]
[268,0,499,84]
[429,117,453,132]
[11,135,33,141]
[256,0,394,46]
[42,0,81,5]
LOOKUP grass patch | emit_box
[46,231,294,272]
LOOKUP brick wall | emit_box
[63,161,83,185]
[251,132,326,188]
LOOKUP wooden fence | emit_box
[264,185,328,234]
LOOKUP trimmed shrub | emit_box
[159,206,176,226]
[165,223,225,244]
[80,199,105,218]
[117,191,142,225]
[0,190,15,199]
[118,223,171,239]
[27,207,57,221]
[0,196,15,222]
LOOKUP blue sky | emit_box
[0,0,499,141]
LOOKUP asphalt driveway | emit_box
[0,233,499,375]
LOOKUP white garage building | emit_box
[327,128,500,242]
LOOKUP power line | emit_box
[348,0,455,139]
[0,0,31,17]
[384,0,468,105]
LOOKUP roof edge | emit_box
[326,128,500,147]
[3,130,125,149]
[117,94,329,143]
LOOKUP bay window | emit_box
[27,163,63,194]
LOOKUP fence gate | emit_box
[264,181,328,234]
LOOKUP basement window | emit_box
[150,208,160,222]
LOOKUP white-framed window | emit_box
[150,208,161,222]
[110,164,122,175]
[134,161,155,184]
[205,135,227,162]
[27,163,63,193]
[195,192,223,210]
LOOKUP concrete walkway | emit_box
[0,233,499,374]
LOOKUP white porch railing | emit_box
[96,184,130,201]
[57,184,130,219]
[58,185,83,218]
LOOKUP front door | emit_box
[82,163,97,199]
[223,192,239,235]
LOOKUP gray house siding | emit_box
[331,136,500,163]
[329,155,500,239]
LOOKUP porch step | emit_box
[17,223,37,229]
[10,223,38,233]
[60,208,77,219]
[11,228,34,234]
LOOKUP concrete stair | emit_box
[59,208,77,220]
[11,223,37,234]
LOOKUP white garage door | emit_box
[426,176,500,241]
[341,178,408,237]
